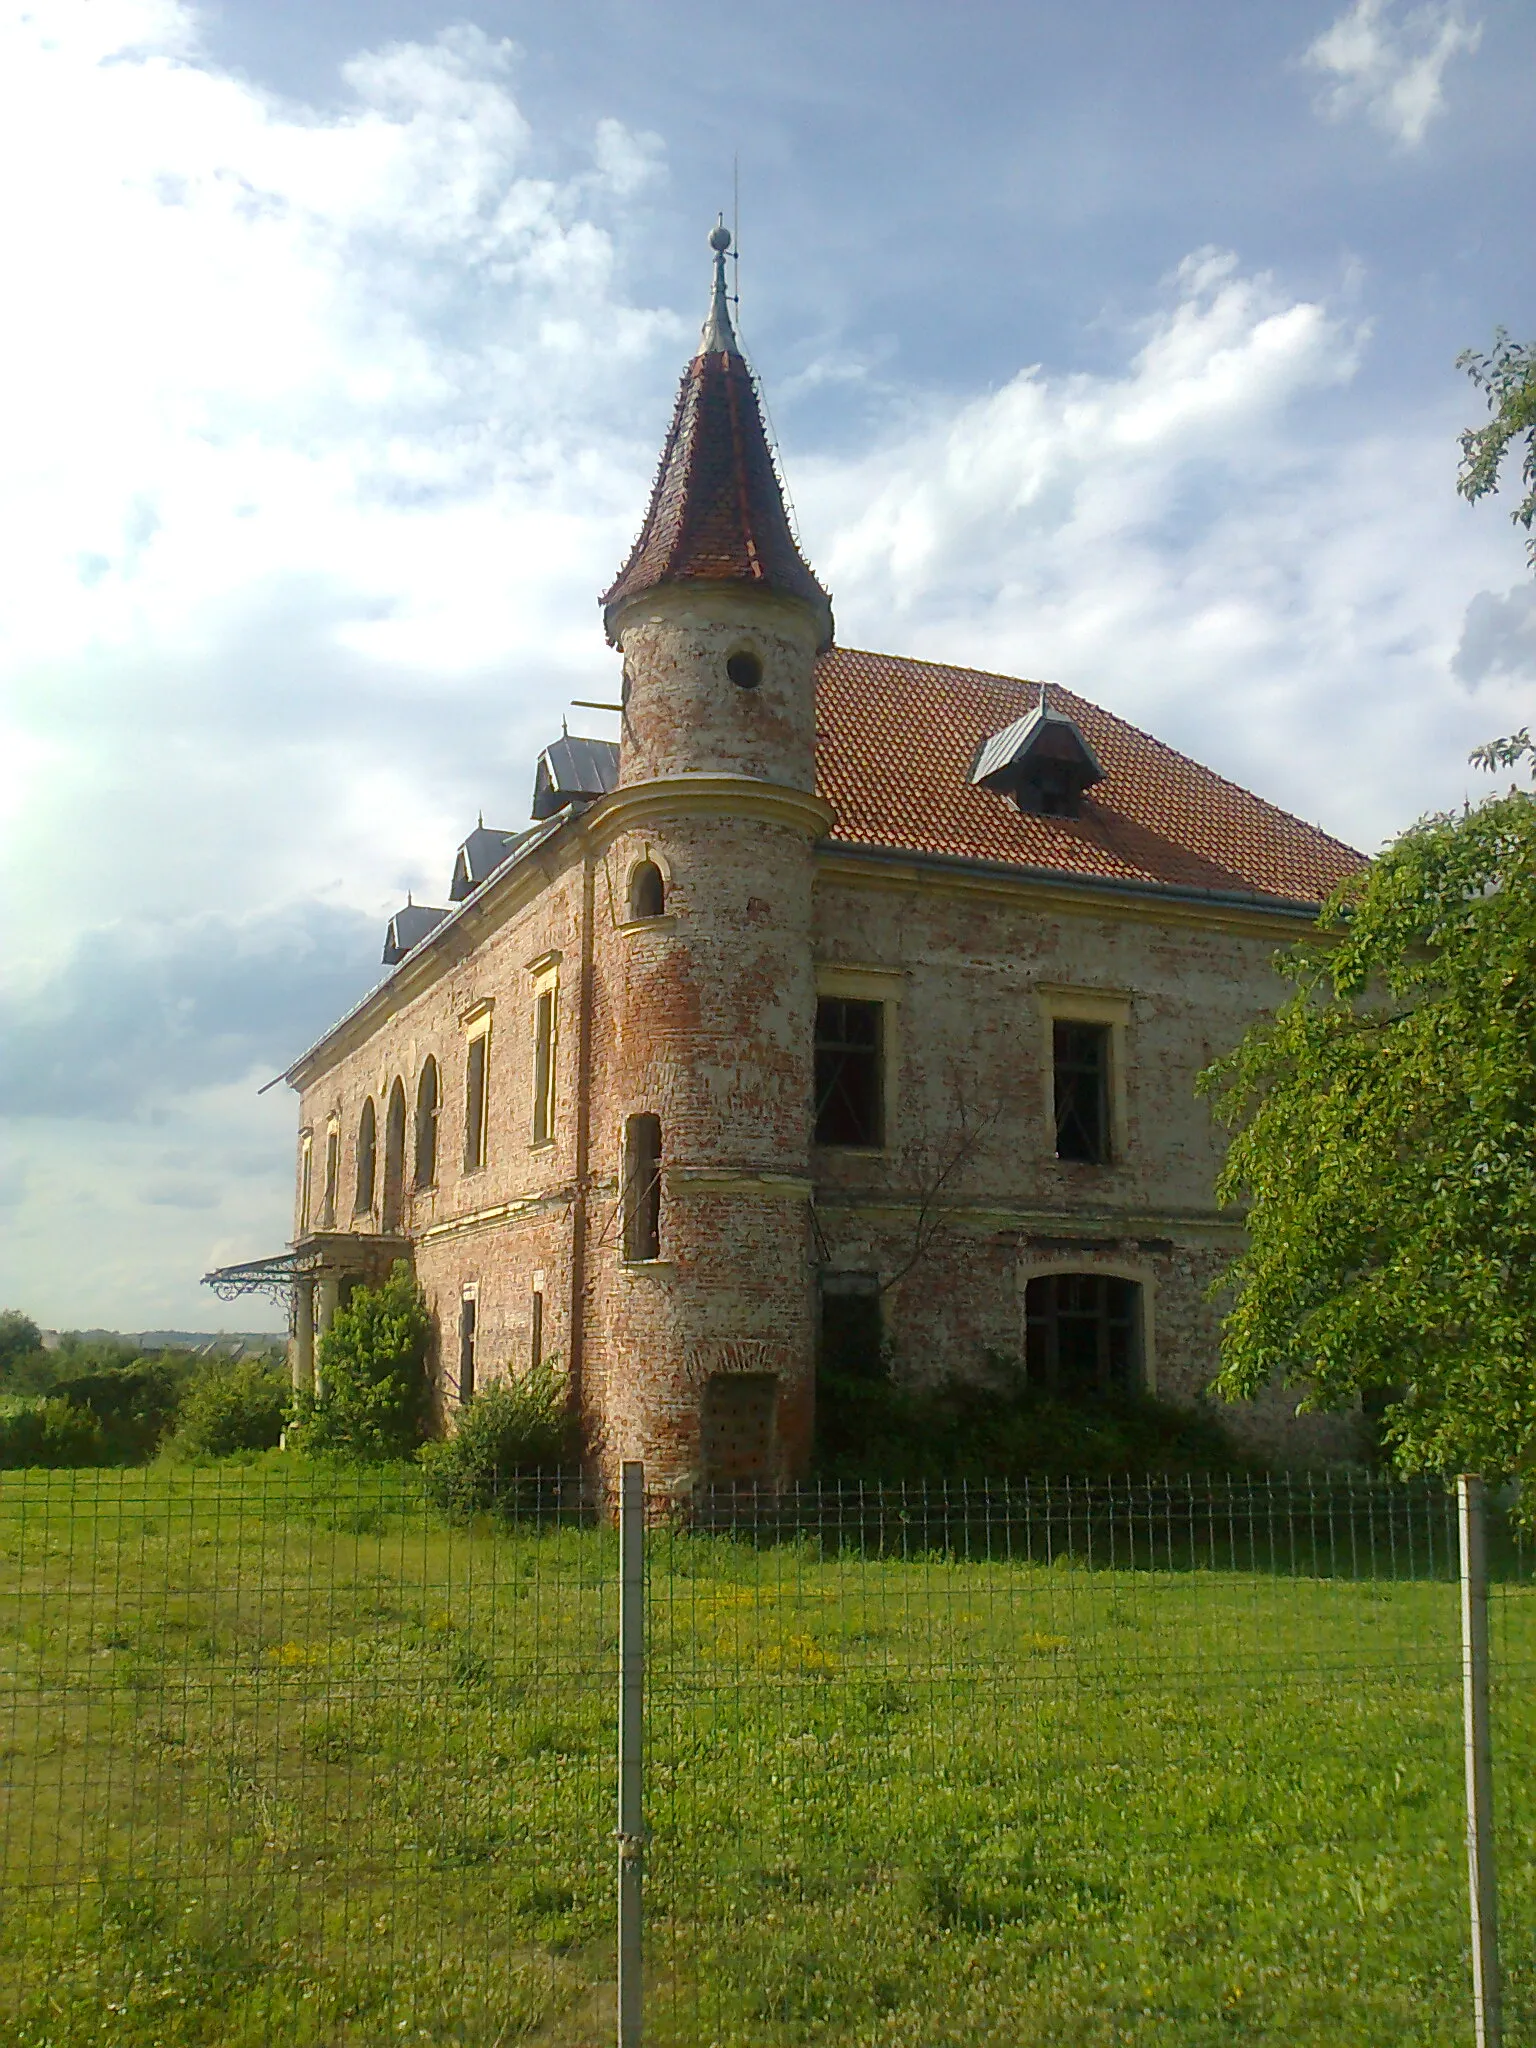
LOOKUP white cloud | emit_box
[1304,0,1482,147]
[0,1,1526,1328]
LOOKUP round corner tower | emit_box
[591,226,834,1495]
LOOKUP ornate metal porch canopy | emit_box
[202,1233,413,1307]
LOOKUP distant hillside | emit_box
[40,1330,286,1356]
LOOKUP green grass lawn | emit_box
[0,1460,1529,2046]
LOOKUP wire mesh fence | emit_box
[1,1466,1531,2045]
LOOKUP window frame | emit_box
[457,1285,477,1404]
[414,1056,440,1191]
[1035,984,1130,1165]
[1018,1258,1157,1393]
[622,1112,663,1263]
[463,1022,491,1174]
[529,960,559,1150]
[812,966,903,1154]
[354,1096,377,1216]
[297,1129,313,1236]
[321,1118,340,1227]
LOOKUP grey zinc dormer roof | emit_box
[450,825,531,902]
[382,902,450,965]
[969,697,1106,792]
[532,735,619,820]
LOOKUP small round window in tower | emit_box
[727,649,763,690]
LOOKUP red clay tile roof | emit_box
[603,344,834,651]
[815,647,1364,907]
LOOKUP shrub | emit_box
[168,1357,289,1459]
[291,1263,432,1462]
[419,1366,578,1516]
[815,1349,1247,1480]
[0,1398,110,1470]
[51,1359,185,1462]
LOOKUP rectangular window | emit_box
[532,987,557,1146]
[814,997,884,1147]
[298,1132,313,1235]
[623,1113,663,1262]
[1053,1019,1111,1163]
[457,1292,477,1403]
[464,1029,489,1172]
[530,1286,544,1372]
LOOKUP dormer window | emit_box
[969,695,1105,820]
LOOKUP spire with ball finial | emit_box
[601,220,832,649]
[699,216,738,356]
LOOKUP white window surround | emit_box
[530,959,559,1150]
[814,964,903,1154]
[1016,1255,1158,1393]
[1034,982,1131,1164]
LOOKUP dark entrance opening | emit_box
[700,1373,778,1490]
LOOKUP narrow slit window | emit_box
[814,998,884,1147]
[1053,1019,1111,1163]
[354,1097,377,1214]
[623,1114,662,1262]
[298,1132,313,1235]
[532,989,556,1146]
[414,1057,439,1189]
[464,1031,489,1172]
[530,1287,544,1372]
[458,1293,477,1403]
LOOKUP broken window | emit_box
[355,1097,377,1214]
[628,859,665,919]
[814,997,884,1147]
[1053,1019,1111,1163]
[531,989,557,1146]
[382,1079,406,1230]
[414,1057,439,1189]
[1025,1274,1140,1397]
[623,1113,662,1262]
[457,1292,477,1403]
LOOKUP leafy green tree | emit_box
[1200,771,1536,1482]
[169,1356,289,1459]
[0,1310,45,1383]
[1459,329,1536,569]
[292,1262,432,1461]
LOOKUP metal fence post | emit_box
[617,1461,645,2048]
[1458,1473,1502,2048]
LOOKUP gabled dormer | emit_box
[969,693,1106,819]
[531,734,619,820]
[381,900,449,966]
[450,822,528,902]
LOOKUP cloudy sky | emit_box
[2,0,1533,1332]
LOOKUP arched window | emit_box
[321,1121,340,1227]
[415,1057,440,1189]
[382,1078,406,1231]
[1025,1274,1140,1397]
[355,1097,377,1214]
[628,859,665,920]
[623,1113,663,1261]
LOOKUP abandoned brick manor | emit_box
[210,228,1366,1486]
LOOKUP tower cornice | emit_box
[586,773,837,847]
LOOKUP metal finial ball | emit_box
[709,223,732,254]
